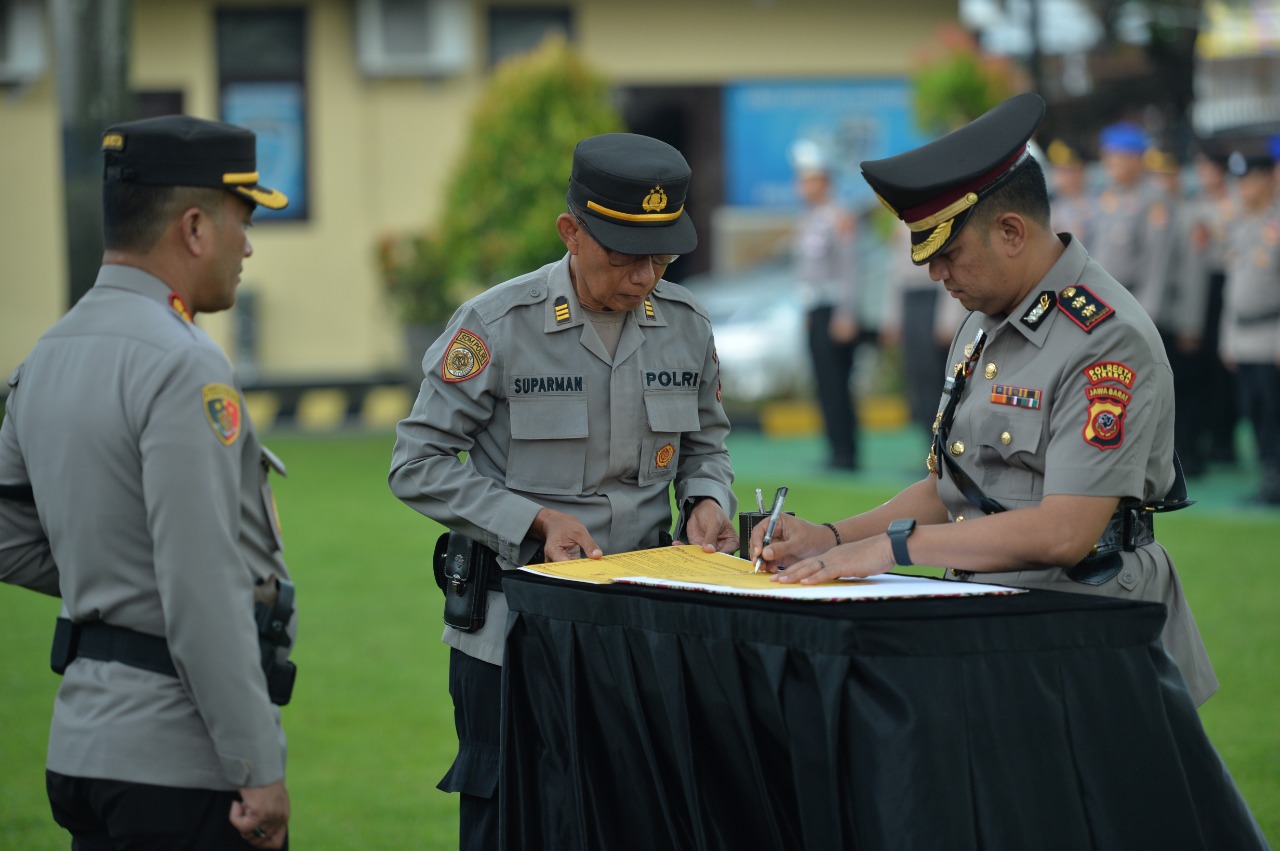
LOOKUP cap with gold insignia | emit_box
[860,92,1046,265]
[1046,138,1087,169]
[567,133,696,256]
[101,114,288,210]
[1143,145,1180,174]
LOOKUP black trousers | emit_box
[1235,362,1280,500]
[806,305,859,469]
[46,771,284,851]
[1161,329,1207,475]
[437,648,502,851]
[1201,271,1239,461]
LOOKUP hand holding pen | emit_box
[752,487,788,573]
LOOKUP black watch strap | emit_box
[887,518,916,567]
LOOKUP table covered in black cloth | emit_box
[501,572,1267,851]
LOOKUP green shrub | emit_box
[912,24,1018,135]
[440,36,623,289]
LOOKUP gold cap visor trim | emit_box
[587,199,683,223]
[907,192,979,233]
[233,185,289,210]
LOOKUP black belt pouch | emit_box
[438,532,493,632]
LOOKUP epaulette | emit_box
[1056,284,1115,333]
[651,281,710,322]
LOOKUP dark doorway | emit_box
[619,86,722,282]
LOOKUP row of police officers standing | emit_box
[1,94,1270,851]
[1047,124,1280,504]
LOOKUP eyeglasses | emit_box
[570,208,679,269]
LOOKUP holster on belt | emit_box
[435,532,500,632]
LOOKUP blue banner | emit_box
[724,78,930,209]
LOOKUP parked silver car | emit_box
[680,263,813,405]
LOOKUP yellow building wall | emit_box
[2,0,953,383]
[0,69,66,378]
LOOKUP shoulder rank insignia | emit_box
[553,295,571,325]
[1019,291,1056,331]
[169,293,193,323]
[441,328,491,383]
[1057,284,1114,332]
[202,384,242,445]
[644,298,656,319]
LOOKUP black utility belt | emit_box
[1065,508,1154,586]
[1237,308,1280,327]
[953,508,1155,585]
[50,614,296,706]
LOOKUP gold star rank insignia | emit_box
[1057,284,1114,332]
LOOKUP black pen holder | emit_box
[738,511,794,560]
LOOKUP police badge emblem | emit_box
[441,329,491,383]
[202,383,242,445]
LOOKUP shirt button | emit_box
[950,440,965,456]
[954,515,966,522]
[984,362,998,380]
[1001,431,1012,445]
[530,287,541,297]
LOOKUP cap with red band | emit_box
[860,92,1046,265]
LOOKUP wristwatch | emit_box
[887,518,917,567]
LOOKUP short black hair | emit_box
[968,157,1051,236]
[102,183,225,252]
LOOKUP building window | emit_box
[216,8,309,222]
[487,6,572,67]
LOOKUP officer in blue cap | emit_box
[752,93,1218,707]
[0,114,295,849]
[1090,121,1158,296]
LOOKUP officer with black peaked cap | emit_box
[1,114,295,848]
[753,92,1219,708]
[391,132,737,851]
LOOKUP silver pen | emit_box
[752,486,789,573]
[755,488,765,513]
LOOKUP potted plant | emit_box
[376,229,456,381]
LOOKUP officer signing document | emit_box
[390,133,737,850]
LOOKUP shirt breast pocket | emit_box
[505,394,588,495]
[975,410,1044,501]
[638,390,700,485]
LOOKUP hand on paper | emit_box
[531,508,604,561]
[748,513,829,573]
[771,535,895,584]
[677,498,739,554]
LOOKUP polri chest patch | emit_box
[203,384,242,445]
[442,329,491,383]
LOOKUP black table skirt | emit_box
[501,573,1267,851]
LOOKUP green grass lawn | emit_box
[1,427,1277,848]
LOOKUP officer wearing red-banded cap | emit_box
[390,132,737,851]
[751,93,1218,707]
[0,115,294,849]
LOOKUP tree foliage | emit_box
[440,36,623,290]
[911,24,1020,135]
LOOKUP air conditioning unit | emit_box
[0,0,46,85]
[354,0,472,78]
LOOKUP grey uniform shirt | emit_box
[1220,205,1280,364]
[390,255,737,666]
[1141,189,1208,335]
[1089,181,1155,292]
[792,202,858,317]
[0,265,292,789]
[935,236,1217,705]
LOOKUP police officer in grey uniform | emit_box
[389,133,737,850]
[0,116,295,849]
[751,93,1217,707]
[1219,146,1280,505]
[1046,138,1092,245]
[789,140,862,470]
[1089,122,1157,297]
[1141,145,1210,477]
